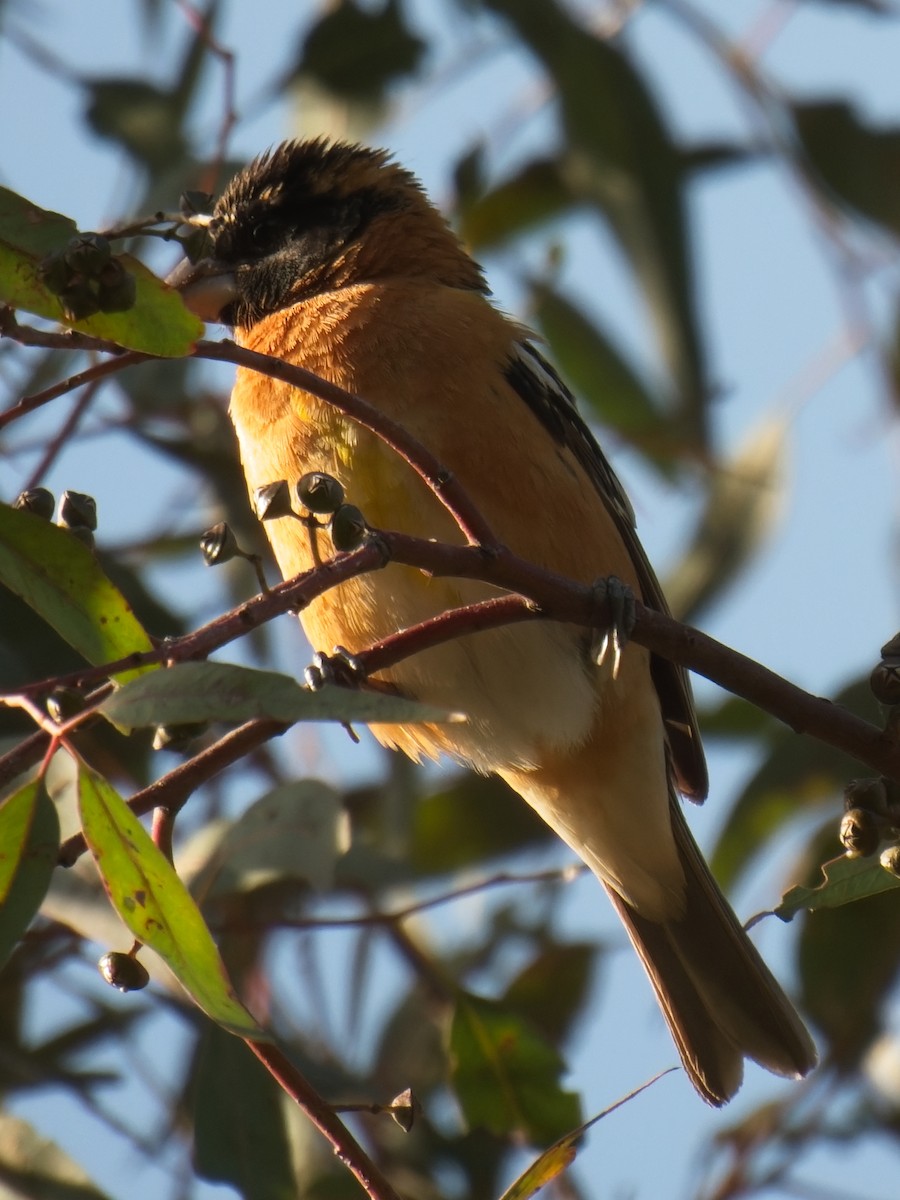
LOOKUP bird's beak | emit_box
[166,256,237,323]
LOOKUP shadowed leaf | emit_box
[710,678,877,893]
[193,1025,294,1200]
[100,660,460,731]
[484,0,708,443]
[792,100,900,237]
[0,504,155,683]
[0,780,59,969]
[450,992,581,1145]
[664,417,787,622]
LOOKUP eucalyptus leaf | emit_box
[100,660,461,731]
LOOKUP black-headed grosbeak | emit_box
[171,139,816,1104]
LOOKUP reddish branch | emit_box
[4,311,898,1200]
[245,1040,404,1200]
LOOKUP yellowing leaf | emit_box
[77,764,264,1038]
[0,185,202,356]
[0,503,155,683]
[498,1069,676,1200]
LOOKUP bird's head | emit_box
[169,138,486,329]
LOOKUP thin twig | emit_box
[244,1039,404,1200]
[58,717,287,866]
[193,338,501,550]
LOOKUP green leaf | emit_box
[76,763,264,1038]
[0,186,203,355]
[709,678,878,892]
[0,503,155,683]
[529,281,670,458]
[497,1070,674,1200]
[776,853,900,920]
[450,992,581,1145]
[503,943,598,1045]
[460,158,575,250]
[793,827,900,1067]
[484,0,708,444]
[0,779,60,969]
[194,781,350,897]
[85,79,188,170]
[296,0,426,102]
[792,100,900,238]
[663,416,787,622]
[99,660,459,731]
[0,778,38,903]
[193,1025,295,1200]
[412,773,551,876]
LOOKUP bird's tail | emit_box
[605,799,817,1105]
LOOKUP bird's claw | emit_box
[589,576,635,680]
[304,645,367,690]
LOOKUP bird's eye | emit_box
[249,217,281,254]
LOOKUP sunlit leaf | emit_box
[0,504,155,683]
[776,853,900,920]
[663,416,787,622]
[450,992,581,1145]
[77,763,264,1038]
[0,186,202,355]
[0,779,59,969]
[498,1069,676,1200]
[100,660,459,731]
[193,1025,294,1200]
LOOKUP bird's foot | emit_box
[304,644,367,691]
[589,576,635,680]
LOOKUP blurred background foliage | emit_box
[0,1,899,1198]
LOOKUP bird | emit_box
[170,137,816,1105]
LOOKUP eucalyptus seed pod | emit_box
[64,233,111,274]
[200,521,239,566]
[46,687,86,723]
[843,776,892,819]
[840,807,882,859]
[388,1088,421,1133]
[152,722,207,751]
[66,525,96,549]
[254,479,293,520]
[329,503,367,552]
[96,258,137,312]
[98,951,150,992]
[871,657,900,707]
[14,487,55,520]
[880,845,900,880]
[59,490,98,531]
[297,471,344,515]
